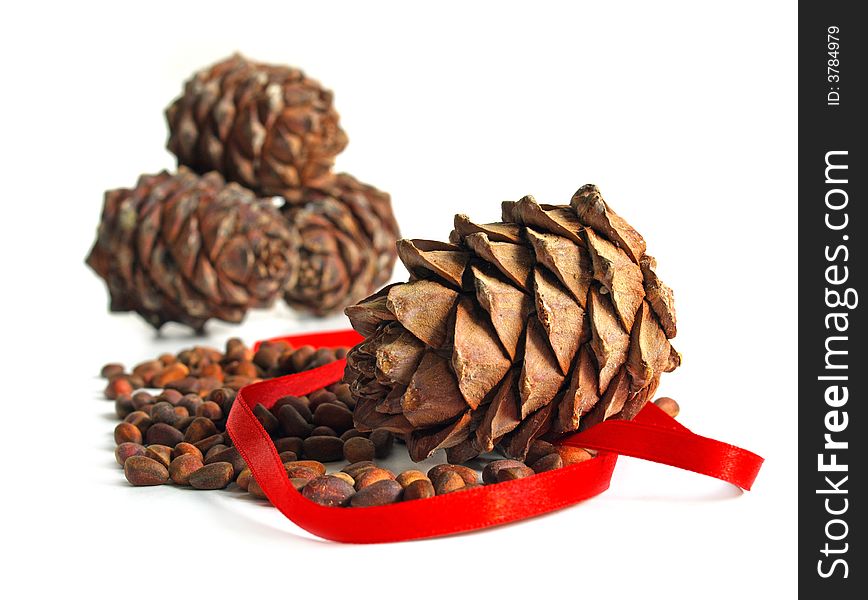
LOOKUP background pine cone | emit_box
[282,173,400,315]
[344,185,680,463]
[166,54,348,196]
[86,168,299,331]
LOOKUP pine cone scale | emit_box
[588,286,630,395]
[373,323,424,387]
[572,184,646,263]
[519,317,565,418]
[475,369,521,452]
[554,345,600,434]
[585,228,645,332]
[402,353,468,428]
[407,412,472,462]
[345,285,400,337]
[464,232,533,290]
[218,236,254,284]
[472,265,533,360]
[192,255,220,300]
[627,302,671,392]
[501,401,556,460]
[640,255,677,338]
[452,297,511,410]
[398,239,469,287]
[582,367,630,430]
[533,268,584,373]
[385,281,457,349]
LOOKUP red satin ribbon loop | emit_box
[226,329,764,543]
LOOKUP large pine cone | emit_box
[86,168,299,330]
[344,185,680,462]
[282,173,400,315]
[166,54,348,196]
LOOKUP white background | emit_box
[1,1,796,598]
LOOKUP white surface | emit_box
[2,1,796,598]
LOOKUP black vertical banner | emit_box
[799,1,865,595]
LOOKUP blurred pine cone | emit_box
[166,54,348,196]
[344,185,680,462]
[282,173,401,315]
[86,168,299,331]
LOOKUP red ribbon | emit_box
[226,330,764,544]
